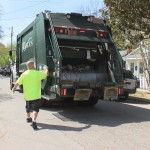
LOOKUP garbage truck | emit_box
[9,11,123,106]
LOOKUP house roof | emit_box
[124,53,142,59]
[120,47,142,60]
[119,51,127,57]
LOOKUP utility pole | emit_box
[9,27,13,65]
[10,26,13,52]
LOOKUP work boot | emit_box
[31,122,38,130]
[26,117,32,123]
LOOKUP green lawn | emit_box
[130,89,150,100]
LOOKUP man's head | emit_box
[26,61,35,70]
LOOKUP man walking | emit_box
[12,61,48,130]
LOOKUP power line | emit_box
[2,35,11,37]
[2,0,50,15]
[1,17,33,21]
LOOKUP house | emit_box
[120,43,149,89]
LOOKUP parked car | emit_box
[1,65,11,76]
[0,67,5,75]
[120,69,137,100]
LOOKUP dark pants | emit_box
[25,99,40,113]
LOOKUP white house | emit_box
[120,44,149,89]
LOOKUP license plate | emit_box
[74,89,92,101]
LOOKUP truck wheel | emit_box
[124,93,129,100]
[120,93,129,101]
[89,97,99,106]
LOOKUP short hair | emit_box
[26,61,34,67]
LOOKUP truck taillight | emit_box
[59,29,64,33]
[100,33,106,37]
[79,30,85,33]
[97,32,108,38]
[61,88,67,96]
[55,28,67,34]
[48,27,68,34]
[118,87,123,95]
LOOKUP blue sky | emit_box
[0,0,104,46]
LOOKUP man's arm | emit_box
[43,65,49,76]
[44,69,49,76]
[12,83,19,93]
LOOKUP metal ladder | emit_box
[45,11,62,60]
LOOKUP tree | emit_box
[79,1,126,49]
[104,0,150,46]
[139,40,150,89]
[100,8,126,49]
[104,0,150,89]
[0,43,16,67]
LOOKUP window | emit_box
[139,62,144,73]
[130,63,134,73]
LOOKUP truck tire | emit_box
[120,92,129,101]
[124,93,129,100]
[89,97,99,106]
[76,97,99,106]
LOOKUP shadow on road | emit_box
[42,100,150,128]
[37,122,90,131]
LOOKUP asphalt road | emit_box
[0,76,150,150]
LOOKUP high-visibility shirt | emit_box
[17,70,47,101]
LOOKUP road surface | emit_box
[0,76,150,150]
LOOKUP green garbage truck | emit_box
[10,11,123,106]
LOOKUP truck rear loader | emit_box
[10,11,123,106]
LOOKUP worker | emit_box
[12,61,49,130]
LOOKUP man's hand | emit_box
[12,87,16,93]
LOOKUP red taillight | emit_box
[118,87,123,95]
[80,30,85,33]
[61,89,67,96]
[59,29,64,33]
[54,27,67,34]
[99,33,107,37]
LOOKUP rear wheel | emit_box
[119,92,129,101]
[124,93,129,100]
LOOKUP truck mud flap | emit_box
[104,87,118,100]
[74,89,92,101]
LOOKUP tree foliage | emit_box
[79,1,126,49]
[0,43,16,67]
[100,8,126,49]
[104,0,150,47]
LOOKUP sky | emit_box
[0,0,104,46]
